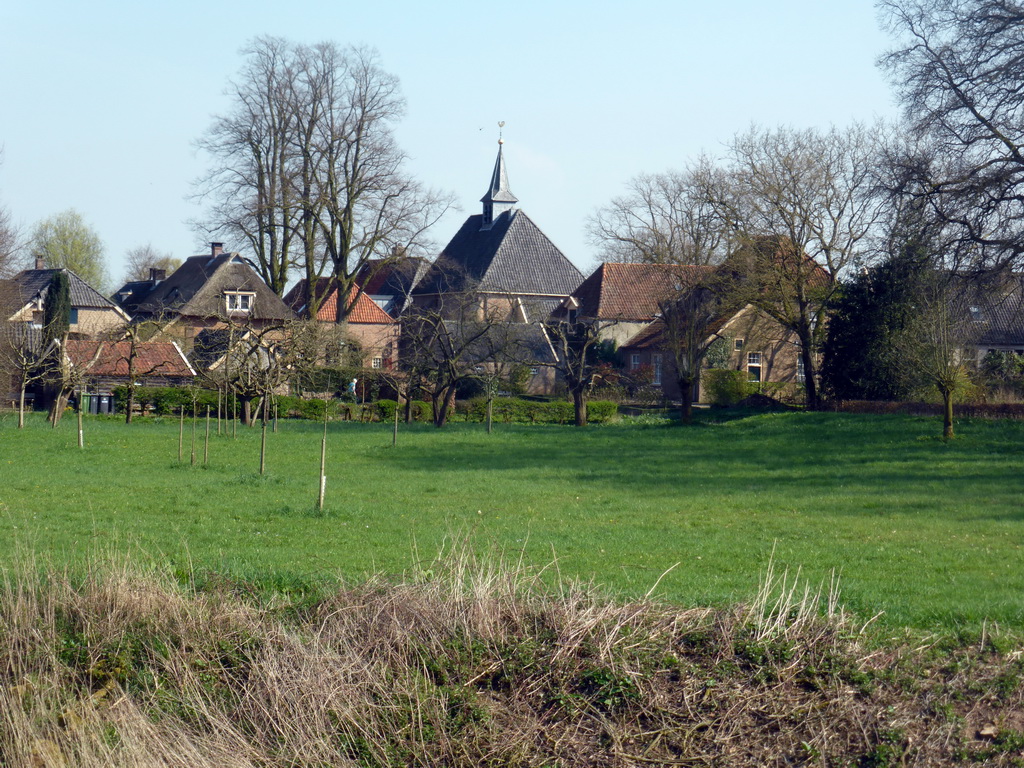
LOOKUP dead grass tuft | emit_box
[0,547,1021,766]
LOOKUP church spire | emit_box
[480,128,517,229]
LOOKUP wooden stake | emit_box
[318,408,328,510]
[190,402,197,466]
[204,406,210,465]
[178,407,184,462]
[392,398,399,447]
[77,399,84,449]
[259,396,268,475]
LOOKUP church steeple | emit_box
[480,137,517,230]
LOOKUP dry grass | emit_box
[0,547,1022,767]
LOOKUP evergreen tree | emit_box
[42,270,71,348]
[821,244,928,401]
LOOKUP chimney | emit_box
[149,268,166,283]
[35,256,45,270]
[211,242,224,257]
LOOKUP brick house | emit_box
[7,261,129,339]
[283,277,400,370]
[115,243,295,353]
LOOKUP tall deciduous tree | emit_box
[31,209,107,291]
[0,149,20,279]
[589,165,739,422]
[878,0,1024,268]
[710,124,883,408]
[123,244,181,283]
[196,38,454,315]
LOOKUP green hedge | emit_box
[702,370,755,407]
[111,387,617,425]
[460,398,617,424]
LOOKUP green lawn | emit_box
[1,409,1022,631]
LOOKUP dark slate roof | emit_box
[961,274,1024,347]
[13,268,120,311]
[480,144,518,205]
[133,253,295,322]
[414,210,584,298]
[112,278,160,315]
[0,279,25,319]
[356,257,430,316]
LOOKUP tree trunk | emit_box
[942,389,955,439]
[572,389,588,427]
[486,394,493,434]
[678,376,695,424]
[18,385,25,429]
[799,337,818,410]
[125,384,135,424]
[433,387,456,428]
[50,390,70,427]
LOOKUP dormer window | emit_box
[225,291,255,313]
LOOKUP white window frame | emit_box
[630,353,641,370]
[371,357,383,369]
[225,291,255,313]
[747,351,762,383]
[652,353,663,386]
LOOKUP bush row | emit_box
[110,387,618,424]
[457,397,617,424]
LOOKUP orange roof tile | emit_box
[64,340,195,378]
[573,263,715,321]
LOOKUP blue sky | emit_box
[0,1,900,287]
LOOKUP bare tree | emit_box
[196,37,300,296]
[196,39,454,316]
[0,320,44,428]
[895,273,981,438]
[543,317,616,427]
[589,160,736,265]
[588,164,740,421]
[0,205,19,279]
[658,273,740,423]
[710,124,884,408]
[401,293,528,428]
[0,149,22,279]
[123,244,181,283]
[878,0,1024,268]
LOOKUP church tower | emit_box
[480,139,518,229]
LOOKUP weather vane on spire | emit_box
[498,121,505,145]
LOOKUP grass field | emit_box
[1,409,1022,632]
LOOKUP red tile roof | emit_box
[64,340,195,378]
[318,287,395,325]
[573,263,715,321]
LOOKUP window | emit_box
[69,308,79,325]
[747,351,762,383]
[529,367,539,375]
[652,354,663,386]
[371,357,383,369]
[225,292,254,312]
[734,338,744,351]
[796,357,805,382]
[630,353,641,370]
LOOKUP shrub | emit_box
[704,370,754,407]
[586,401,618,423]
